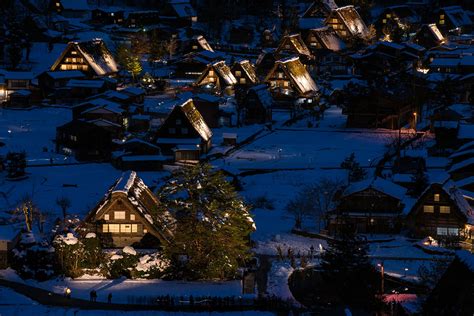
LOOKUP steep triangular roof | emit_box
[308,26,346,51]
[86,171,176,244]
[51,39,118,76]
[265,56,319,95]
[232,60,259,84]
[328,5,369,37]
[196,61,237,86]
[276,33,312,57]
[302,0,338,18]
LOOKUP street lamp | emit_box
[377,262,384,294]
[404,267,409,277]
[413,112,417,132]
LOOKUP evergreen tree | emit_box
[320,227,380,309]
[341,153,367,183]
[158,164,254,280]
[5,7,24,69]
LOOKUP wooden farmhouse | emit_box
[238,84,273,125]
[328,178,408,235]
[275,33,313,61]
[195,61,237,94]
[265,56,319,105]
[302,0,337,19]
[155,98,213,160]
[231,60,259,86]
[83,171,175,248]
[406,179,473,242]
[305,26,346,51]
[413,24,446,49]
[436,6,472,36]
[325,5,369,40]
[50,39,119,78]
[181,35,214,54]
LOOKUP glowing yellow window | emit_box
[120,224,131,233]
[240,78,246,84]
[235,71,241,77]
[130,214,135,221]
[440,206,450,214]
[283,81,289,87]
[434,194,440,202]
[439,20,444,25]
[102,224,109,232]
[132,224,138,233]
[423,205,434,213]
[104,214,109,220]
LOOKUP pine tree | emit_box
[320,227,380,309]
[158,164,254,280]
[341,153,367,183]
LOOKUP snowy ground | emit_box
[0,286,272,316]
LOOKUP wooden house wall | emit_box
[406,185,467,238]
[52,47,92,76]
[338,189,402,213]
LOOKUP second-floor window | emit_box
[114,211,126,220]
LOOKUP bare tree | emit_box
[286,186,315,230]
[56,196,71,220]
[164,37,178,60]
[309,178,344,231]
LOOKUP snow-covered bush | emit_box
[107,246,139,279]
[12,232,55,281]
[53,233,85,278]
[132,252,170,279]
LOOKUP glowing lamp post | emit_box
[413,112,417,132]
[65,287,71,299]
[377,262,384,294]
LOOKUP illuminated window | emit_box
[386,14,391,18]
[71,51,77,55]
[72,58,76,63]
[56,2,60,7]
[383,19,387,24]
[114,211,126,220]
[132,224,138,233]
[235,70,241,77]
[440,14,445,19]
[283,81,289,87]
[440,206,450,214]
[102,224,108,232]
[340,30,347,36]
[240,78,246,84]
[71,65,78,70]
[82,65,88,71]
[439,19,444,25]
[448,228,459,235]
[437,227,447,235]
[120,224,131,233]
[209,70,214,76]
[310,36,316,41]
[423,205,434,213]
[331,18,338,23]
[192,45,198,50]
[108,224,120,233]
[278,72,284,79]
[104,214,109,220]
[434,194,440,202]
[143,228,148,233]
[130,214,135,221]
[60,64,67,70]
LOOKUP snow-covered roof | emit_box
[196,61,237,87]
[455,176,474,189]
[330,5,369,37]
[266,56,319,95]
[342,177,407,200]
[51,39,118,76]
[450,148,474,159]
[428,23,445,42]
[60,0,90,11]
[123,86,145,96]
[170,0,196,18]
[277,33,312,57]
[458,140,474,152]
[458,124,474,140]
[4,72,34,80]
[308,26,346,51]
[233,60,258,84]
[66,79,105,88]
[89,171,175,243]
[302,0,337,18]
[177,99,213,142]
[449,157,474,173]
[442,6,472,29]
[0,225,20,241]
[44,70,85,80]
[194,35,213,52]
[249,84,273,109]
[299,18,325,30]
